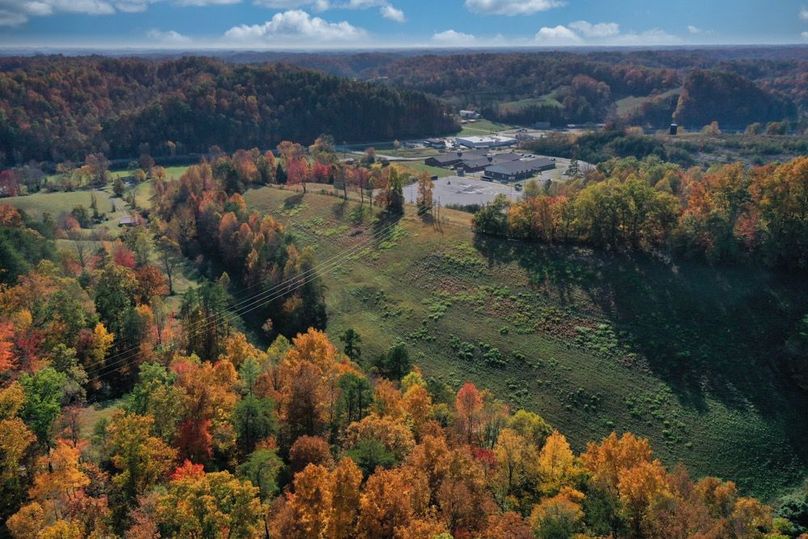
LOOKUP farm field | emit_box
[245,186,808,500]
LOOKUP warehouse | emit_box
[456,135,517,149]
[426,151,522,172]
[484,157,556,182]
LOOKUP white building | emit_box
[459,110,481,120]
[456,135,517,149]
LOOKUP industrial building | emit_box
[456,135,517,149]
[483,157,556,182]
[424,138,446,148]
[425,150,521,172]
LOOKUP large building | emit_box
[484,157,556,182]
[456,135,517,149]
[425,151,521,172]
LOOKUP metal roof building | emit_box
[484,157,556,182]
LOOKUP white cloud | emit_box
[568,20,619,38]
[344,0,405,22]
[147,28,192,43]
[44,0,116,14]
[114,0,161,12]
[379,3,403,21]
[535,24,581,44]
[687,24,702,34]
[253,0,329,11]
[533,20,680,46]
[800,6,808,20]
[432,29,475,45]
[255,0,404,22]
[611,28,680,45]
[0,0,240,26]
[0,0,118,25]
[802,31,808,40]
[224,9,366,43]
[465,0,563,16]
[0,7,27,25]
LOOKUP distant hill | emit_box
[0,56,457,165]
[674,69,797,129]
[240,49,800,129]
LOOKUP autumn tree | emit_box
[102,411,177,506]
[0,383,36,522]
[151,461,265,538]
[7,440,111,539]
[529,487,585,539]
[290,435,333,474]
[537,431,579,495]
[356,467,425,538]
[493,428,539,509]
[455,382,483,445]
[416,172,434,213]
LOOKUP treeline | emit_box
[0,56,457,165]
[474,156,808,269]
[2,313,799,537]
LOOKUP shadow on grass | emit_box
[370,210,403,247]
[473,234,808,417]
[331,200,348,221]
[283,192,305,210]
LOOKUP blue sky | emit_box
[1,0,807,49]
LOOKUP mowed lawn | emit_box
[245,186,808,500]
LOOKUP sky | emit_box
[1,0,807,50]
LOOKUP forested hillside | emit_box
[0,56,457,166]
[674,70,797,129]
[242,49,803,129]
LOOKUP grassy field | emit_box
[244,186,808,500]
[497,95,563,116]
[458,119,515,136]
[615,88,681,117]
[402,162,455,178]
[5,190,114,219]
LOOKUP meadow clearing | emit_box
[245,185,808,500]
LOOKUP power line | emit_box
[89,206,423,381]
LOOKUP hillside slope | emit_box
[245,186,808,500]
